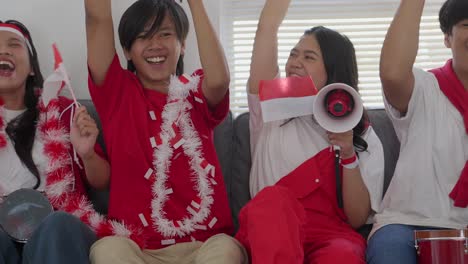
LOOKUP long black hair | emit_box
[118,0,189,75]
[282,26,369,152]
[2,20,43,189]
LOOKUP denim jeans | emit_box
[366,224,440,264]
[0,211,97,264]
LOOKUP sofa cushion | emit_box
[366,109,400,196]
[230,112,252,229]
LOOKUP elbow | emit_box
[349,218,366,230]
[89,177,109,191]
[345,206,371,229]
[379,57,413,87]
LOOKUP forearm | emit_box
[380,0,425,112]
[342,166,371,229]
[248,0,292,94]
[85,0,116,85]
[82,151,110,190]
[188,0,229,107]
[84,0,112,23]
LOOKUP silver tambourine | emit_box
[0,189,53,243]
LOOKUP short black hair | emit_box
[118,0,189,75]
[439,0,468,35]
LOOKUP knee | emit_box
[255,186,293,203]
[366,224,416,263]
[90,236,139,262]
[368,224,415,251]
[38,211,86,235]
[197,234,247,263]
[245,186,299,213]
[33,211,96,244]
[310,238,364,261]
[40,211,80,231]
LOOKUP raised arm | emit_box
[187,0,230,107]
[248,0,292,95]
[84,0,116,85]
[380,0,426,113]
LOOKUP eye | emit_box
[160,31,172,38]
[9,42,22,48]
[305,55,315,60]
[289,52,297,58]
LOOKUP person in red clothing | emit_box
[234,0,385,263]
[0,20,109,264]
[84,0,246,263]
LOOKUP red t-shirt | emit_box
[88,55,233,249]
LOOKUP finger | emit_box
[78,121,98,132]
[80,125,99,137]
[78,118,98,130]
[73,106,87,122]
[76,113,96,127]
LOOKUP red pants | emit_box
[235,152,366,264]
[235,186,365,264]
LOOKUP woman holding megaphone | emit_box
[234,0,385,263]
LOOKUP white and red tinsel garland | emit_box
[0,97,146,247]
[0,74,217,246]
[151,74,216,238]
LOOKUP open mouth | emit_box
[146,56,166,64]
[0,60,15,77]
[288,73,304,77]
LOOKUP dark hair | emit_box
[439,0,468,35]
[283,26,369,152]
[118,0,189,75]
[1,20,43,188]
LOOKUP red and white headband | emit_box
[0,23,32,53]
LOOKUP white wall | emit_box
[1,0,221,99]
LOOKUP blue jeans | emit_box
[0,228,20,264]
[0,211,97,264]
[366,224,439,264]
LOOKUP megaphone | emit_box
[313,83,363,133]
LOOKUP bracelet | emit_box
[341,154,359,169]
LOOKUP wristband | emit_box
[341,154,359,169]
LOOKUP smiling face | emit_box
[124,15,185,92]
[285,34,328,90]
[0,30,32,97]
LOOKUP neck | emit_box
[0,89,26,110]
[146,82,170,94]
[136,73,171,94]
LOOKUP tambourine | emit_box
[0,189,53,243]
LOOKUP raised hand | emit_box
[327,130,354,159]
[70,106,99,161]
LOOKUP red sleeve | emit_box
[191,69,230,128]
[87,54,126,123]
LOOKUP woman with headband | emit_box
[0,20,109,264]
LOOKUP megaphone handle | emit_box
[333,145,344,208]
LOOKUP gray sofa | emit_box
[80,100,400,235]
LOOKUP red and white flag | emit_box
[259,76,318,122]
[42,43,78,107]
